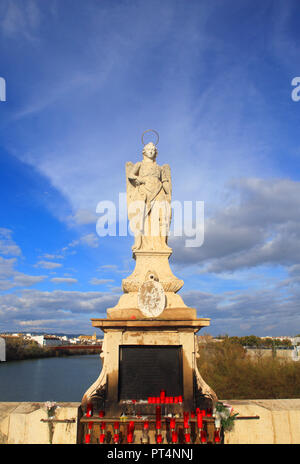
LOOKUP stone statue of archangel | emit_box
[126,141,172,252]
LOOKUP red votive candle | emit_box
[100,422,105,430]
[143,421,149,430]
[156,434,162,443]
[197,412,203,429]
[165,397,169,404]
[99,410,105,417]
[99,433,105,443]
[201,409,206,416]
[160,390,166,399]
[172,431,178,443]
[88,421,93,430]
[214,430,221,443]
[156,420,161,430]
[127,432,133,443]
[169,397,174,404]
[191,411,195,418]
[185,433,191,443]
[200,430,207,443]
[206,408,212,417]
[114,422,119,430]
[178,395,183,403]
[85,433,91,444]
[170,418,176,429]
[129,421,135,432]
[156,397,160,404]
[184,412,189,429]
[196,407,200,414]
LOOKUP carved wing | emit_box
[162,164,172,203]
[126,161,140,221]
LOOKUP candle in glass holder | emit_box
[113,433,119,444]
[129,421,135,432]
[156,434,162,443]
[114,421,119,429]
[178,395,183,403]
[88,421,93,430]
[85,433,91,444]
[127,432,133,443]
[172,431,178,443]
[170,418,176,430]
[99,410,105,418]
[143,421,149,430]
[184,433,191,443]
[184,412,189,429]
[197,412,203,429]
[200,430,207,444]
[214,429,221,443]
[99,433,105,443]
[100,422,106,430]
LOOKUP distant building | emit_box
[0,337,5,362]
[79,333,97,344]
[29,335,62,347]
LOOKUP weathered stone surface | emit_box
[224,399,300,444]
[0,402,80,444]
[137,279,166,317]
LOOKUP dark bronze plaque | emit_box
[119,345,183,400]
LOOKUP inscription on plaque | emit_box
[119,345,183,400]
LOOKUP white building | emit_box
[0,337,6,362]
[30,335,62,347]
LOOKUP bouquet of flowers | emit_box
[44,401,58,419]
[214,401,238,431]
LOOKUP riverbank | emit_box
[4,338,101,361]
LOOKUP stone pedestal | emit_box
[82,316,217,416]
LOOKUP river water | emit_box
[0,355,102,402]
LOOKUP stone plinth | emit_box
[82,316,216,416]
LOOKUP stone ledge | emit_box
[91,317,211,331]
[1,399,300,444]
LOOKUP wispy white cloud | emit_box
[0,228,22,256]
[50,277,78,284]
[89,278,114,286]
[34,260,62,269]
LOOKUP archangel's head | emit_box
[142,142,157,161]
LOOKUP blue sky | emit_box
[1,0,300,336]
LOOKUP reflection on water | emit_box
[0,355,101,402]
